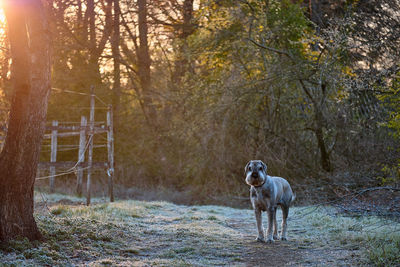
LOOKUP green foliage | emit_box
[108,0,397,198]
[379,75,400,139]
[379,164,400,184]
[176,0,359,180]
[375,72,400,183]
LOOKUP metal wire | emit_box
[36,134,93,180]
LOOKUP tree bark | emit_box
[112,0,121,127]
[172,0,194,85]
[86,0,112,85]
[87,0,100,83]
[0,0,51,242]
[314,108,332,172]
[137,0,157,126]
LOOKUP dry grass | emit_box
[0,193,398,266]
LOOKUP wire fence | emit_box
[35,134,94,180]
[51,87,108,107]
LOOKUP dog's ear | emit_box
[260,161,267,172]
[244,161,251,176]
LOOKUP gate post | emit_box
[107,105,115,202]
[76,115,87,196]
[86,86,95,205]
[50,120,58,193]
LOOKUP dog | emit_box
[245,160,295,243]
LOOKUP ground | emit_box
[0,193,399,266]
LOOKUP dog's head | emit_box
[244,160,267,187]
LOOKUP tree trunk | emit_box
[112,0,121,127]
[87,0,100,83]
[87,0,113,85]
[314,108,332,172]
[0,0,51,242]
[111,0,121,178]
[314,126,332,172]
[137,0,157,125]
[172,0,194,85]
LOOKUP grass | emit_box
[286,205,400,266]
[0,193,398,266]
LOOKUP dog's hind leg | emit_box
[281,205,289,240]
[255,208,265,242]
[273,207,279,240]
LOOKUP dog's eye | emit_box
[259,167,263,171]
[248,166,252,171]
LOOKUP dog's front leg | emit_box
[254,208,265,242]
[273,207,279,240]
[266,207,275,243]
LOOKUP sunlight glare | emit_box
[0,8,5,41]
[0,8,5,24]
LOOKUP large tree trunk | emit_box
[0,0,51,242]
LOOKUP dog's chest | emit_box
[250,187,270,211]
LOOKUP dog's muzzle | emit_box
[246,171,265,187]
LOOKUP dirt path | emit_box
[226,218,358,267]
[226,219,303,266]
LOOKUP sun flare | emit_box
[0,8,5,36]
[0,8,5,24]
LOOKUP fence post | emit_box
[50,120,58,193]
[86,86,95,205]
[76,115,87,197]
[107,105,115,202]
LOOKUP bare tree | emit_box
[138,0,157,125]
[88,0,113,83]
[112,0,121,126]
[0,0,51,241]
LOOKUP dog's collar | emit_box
[253,179,266,188]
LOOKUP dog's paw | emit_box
[266,238,274,244]
[281,236,288,241]
[255,237,265,243]
[273,235,279,240]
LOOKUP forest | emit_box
[0,0,399,265]
[0,0,399,202]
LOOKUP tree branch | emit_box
[247,38,291,57]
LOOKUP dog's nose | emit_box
[251,172,258,178]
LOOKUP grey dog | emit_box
[245,160,295,243]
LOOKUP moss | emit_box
[207,215,218,221]
[0,238,33,253]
